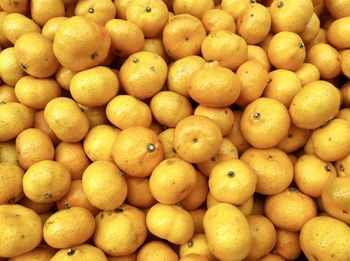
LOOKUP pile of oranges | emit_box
[1,0,350,260]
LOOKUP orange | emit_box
[201,9,236,33]
[0,85,18,103]
[300,216,350,260]
[203,203,252,261]
[263,69,302,108]
[189,208,206,234]
[325,0,350,18]
[289,81,341,129]
[105,19,144,58]
[54,66,77,90]
[0,204,42,258]
[125,176,156,209]
[306,43,341,79]
[82,161,127,210]
[299,12,320,44]
[311,119,350,162]
[173,0,214,19]
[14,32,59,78]
[173,115,222,163]
[240,97,291,148]
[267,31,306,71]
[0,0,28,14]
[14,76,61,110]
[197,138,238,177]
[0,102,34,143]
[8,245,56,261]
[55,142,90,180]
[0,11,11,48]
[149,157,196,204]
[226,110,250,154]
[0,163,24,204]
[180,171,209,211]
[179,233,217,261]
[322,176,350,224]
[337,108,350,124]
[150,91,193,127]
[167,55,206,97]
[33,110,60,145]
[241,148,294,195]
[23,160,71,203]
[294,63,320,86]
[294,154,336,198]
[42,17,68,41]
[136,241,178,261]
[237,3,271,44]
[83,124,120,161]
[341,49,350,79]
[146,203,195,245]
[75,0,116,26]
[265,187,317,232]
[158,128,177,159]
[43,207,95,248]
[327,17,350,49]
[119,51,167,100]
[30,0,65,27]
[0,47,25,86]
[163,14,206,60]
[273,229,301,260]
[247,44,271,71]
[269,0,313,33]
[245,215,277,261]
[220,0,250,20]
[306,27,327,49]
[336,153,350,177]
[50,244,108,260]
[112,126,164,177]
[94,204,147,256]
[15,128,55,170]
[53,16,111,71]
[180,254,209,261]
[142,38,169,62]
[44,97,89,143]
[201,30,247,70]
[114,0,132,19]
[70,66,119,107]
[2,13,41,44]
[0,141,18,165]
[106,95,152,130]
[126,0,168,38]
[209,159,256,205]
[57,179,99,216]
[276,124,310,153]
[189,61,241,107]
[235,60,269,106]
[194,106,235,136]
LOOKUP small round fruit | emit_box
[146,203,195,245]
[0,204,43,258]
[50,244,108,261]
[82,161,127,210]
[265,187,317,232]
[289,81,340,129]
[241,97,290,148]
[0,163,24,204]
[150,157,197,204]
[112,127,164,177]
[43,207,95,248]
[173,115,222,163]
[209,159,256,205]
[203,203,251,261]
[23,160,71,203]
[137,241,178,261]
[94,204,148,256]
